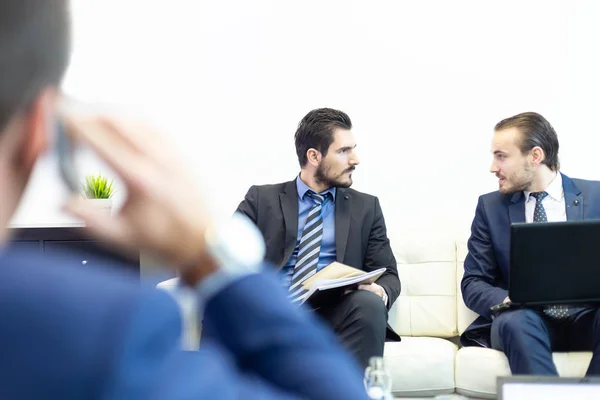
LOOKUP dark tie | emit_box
[530,191,570,320]
[288,191,327,303]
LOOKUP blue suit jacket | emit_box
[460,174,600,348]
[0,250,368,399]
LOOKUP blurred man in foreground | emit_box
[0,1,368,398]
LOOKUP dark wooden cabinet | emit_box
[7,226,140,275]
[7,240,42,255]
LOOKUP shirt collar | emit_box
[524,172,564,202]
[295,175,337,201]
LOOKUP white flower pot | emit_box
[85,198,113,216]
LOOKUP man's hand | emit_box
[358,282,386,302]
[504,296,511,304]
[62,115,217,285]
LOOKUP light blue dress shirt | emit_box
[281,176,336,287]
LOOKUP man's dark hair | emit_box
[294,108,352,167]
[495,111,560,171]
[0,0,71,133]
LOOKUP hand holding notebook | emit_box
[297,262,386,305]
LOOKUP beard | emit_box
[498,162,534,194]
[315,163,355,189]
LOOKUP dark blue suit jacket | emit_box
[0,250,368,399]
[460,174,600,347]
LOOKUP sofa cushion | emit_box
[390,232,458,337]
[455,347,593,399]
[455,347,509,399]
[385,337,457,397]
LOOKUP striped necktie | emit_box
[288,191,328,303]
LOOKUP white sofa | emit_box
[385,231,592,399]
[158,230,593,399]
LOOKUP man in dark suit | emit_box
[237,108,401,367]
[461,111,600,375]
[0,1,369,398]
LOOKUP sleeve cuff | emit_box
[193,268,255,308]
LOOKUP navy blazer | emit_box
[460,174,600,348]
[0,249,368,399]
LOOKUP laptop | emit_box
[507,220,600,307]
[498,376,600,399]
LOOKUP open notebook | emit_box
[297,262,386,305]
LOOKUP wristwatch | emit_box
[203,212,266,274]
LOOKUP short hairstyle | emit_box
[294,108,352,167]
[0,0,71,134]
[495,111,560,171]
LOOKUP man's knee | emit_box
[344,289,387,325]
[492,309,545,339]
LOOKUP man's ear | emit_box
[17,88,57,169]
[530,146,545,167]
[306,148,322,167]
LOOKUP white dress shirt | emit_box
[524,172,566,223]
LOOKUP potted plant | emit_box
[82,173,115,214]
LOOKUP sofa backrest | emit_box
[388,232,480,338]
[388,232,459,337]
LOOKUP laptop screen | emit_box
[509,220,600,305]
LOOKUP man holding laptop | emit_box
[461,111,600,375]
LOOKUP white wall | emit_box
[11,0,600,241]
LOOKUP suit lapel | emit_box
[335,189,351,262]
[279,180,299,268]
[562,173,583,221]
[508,191,526,224]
